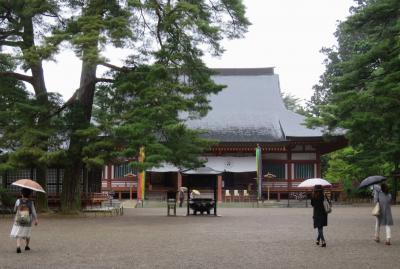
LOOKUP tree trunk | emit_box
[61,155,83,213]
[29,62,49,212]
[60,0,100,212]
[60,57,97,213]
[35,167,48,212]
[79,61,97,121]
[22,17,50,211]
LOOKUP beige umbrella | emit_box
[191,189,200,195]
[11,179,46,193]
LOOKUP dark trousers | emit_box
[317,227,325,242]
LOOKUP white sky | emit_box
[42,0,353,103]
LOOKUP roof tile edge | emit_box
[211,67,275,76]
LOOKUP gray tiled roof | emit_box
[185,68,324,142]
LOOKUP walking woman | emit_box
[10,188,38,253]
[374,183,393,245]
[311,185,328,247]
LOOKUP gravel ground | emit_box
[0,206,399,269]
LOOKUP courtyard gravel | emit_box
[0,206,399,269]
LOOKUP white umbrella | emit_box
[191,189,201,195]
[179,186,188,192]
[298,178,331,188]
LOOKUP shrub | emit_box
[0,187,17,207]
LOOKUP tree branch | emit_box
[0,40,24,47]
[154,1,164,47]
[51,76,114,117]
[99,62,126,72]
[95,77,114,83]
[0,29,22,38]
[138,3,160,45]
[0,71,33,84]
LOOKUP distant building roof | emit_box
[186,68,326,142]
[212,68,275,76]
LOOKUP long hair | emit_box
[381,183,389,195]
[312,185,323,200]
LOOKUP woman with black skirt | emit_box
[311,185,328,247]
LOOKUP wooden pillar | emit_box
[187,186,190,216]
[177,172,182,188]
[107,165,112,190]
[287,150,292,181]
[137,175,142,201]
[316,151,321,178]
[287,150,292,207]
[217,175,222,203]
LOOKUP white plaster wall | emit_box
[291,164,294,179]
[291,153,316,160]
[305,145,315,151]
[314,163,318,178]
[264,153,287,160]
[291,145,303,151]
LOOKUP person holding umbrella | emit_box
[373,183,393,245]
[311,185,329,247]
[178,187,187,208]
[358,175,392,245]
[10,188,39,253]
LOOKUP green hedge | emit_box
[0,187,16,207]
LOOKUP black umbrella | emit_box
[358,175,387,189]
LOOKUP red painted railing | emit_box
[101,178,137,192]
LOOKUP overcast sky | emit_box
[43,0,354,103]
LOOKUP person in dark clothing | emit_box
[373,183,393,245]
[311,185,328,247]
[178,190,185,207]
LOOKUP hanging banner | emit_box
[137,147,145,203]
[256,145,262,200]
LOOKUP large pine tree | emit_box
[1,0,250,212]
[308,0,400,197]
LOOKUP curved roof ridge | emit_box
[212,67,275,76]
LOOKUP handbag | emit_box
[372,203,380,216]
[323,195,332,214]
[372,193,380,216]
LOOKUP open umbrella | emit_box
[11,179,46,193]
[358,175,386,189]
[191,189,200,195]
[179,186,188,192]
[298,178,331,188]
[264,172,277,179]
